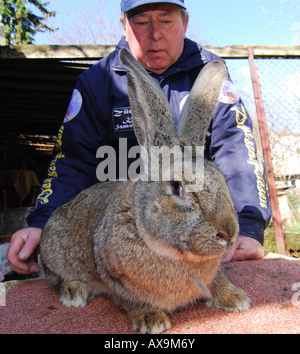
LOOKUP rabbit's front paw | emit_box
[206,285,251,312]
[129,308,171,334]
[59,281,89,308]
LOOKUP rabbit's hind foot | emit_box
[128,307,172,334]
[59,280,90,308]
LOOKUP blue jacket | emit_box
[27,37,272,244]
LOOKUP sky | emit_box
[33,0,300,46]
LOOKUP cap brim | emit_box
[122,1,186,12]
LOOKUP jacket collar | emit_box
[111,36,130,71]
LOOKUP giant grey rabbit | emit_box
[40,48,251,334]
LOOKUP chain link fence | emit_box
[255,58,300,179]
[226,54,300,256]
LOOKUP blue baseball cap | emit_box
[121,0,186,12]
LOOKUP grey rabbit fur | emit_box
[40,48,251,334]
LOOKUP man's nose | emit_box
[149,21,162,42]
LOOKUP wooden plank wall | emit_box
[0,44,117,60]
[1,44,300,60]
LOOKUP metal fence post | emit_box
[248,46,286,255]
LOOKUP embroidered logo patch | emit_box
[64,89,82,123]
[112,107,133,132]
[218,80,239,104]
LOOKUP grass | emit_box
[264,188,300,257]
[264,222,300,257]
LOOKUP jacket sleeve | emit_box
[207,98,272,245]
[26,78,100,229]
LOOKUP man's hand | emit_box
[7,228,43,275]
[224,236,265,262]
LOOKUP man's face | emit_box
[122,4,189,75]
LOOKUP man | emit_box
[8,0,271,275]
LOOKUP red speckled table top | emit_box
[1,256,299,334]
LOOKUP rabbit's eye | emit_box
[171,181,183,196]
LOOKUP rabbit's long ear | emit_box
[178,60,228,146]
[119,48,175,150]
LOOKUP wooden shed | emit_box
[0,45,115,215]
